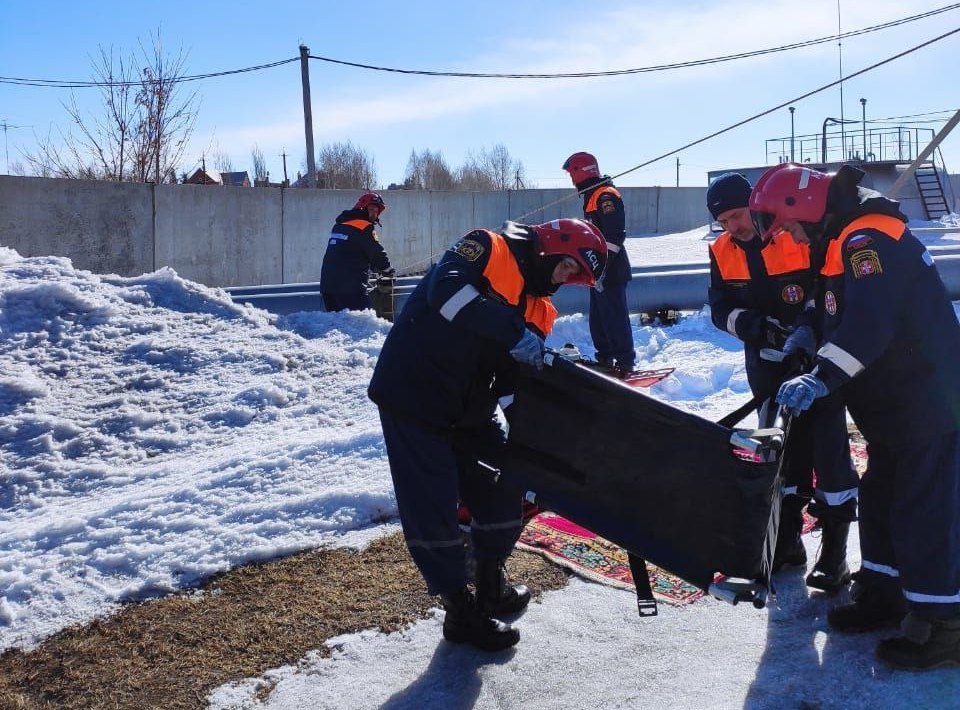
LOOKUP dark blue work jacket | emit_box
[708,230,814,349]
[368,229,556,430]
[812,192,960,447]
[319,209,392,294]
[579,178,632,285]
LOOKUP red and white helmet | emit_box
[531,218,607,287]
[354,191,386,212]
[749,163,833,240]
[562,152,601,184]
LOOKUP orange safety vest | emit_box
[820,215,906,277]
[585,185,622,213]
[711,231,810,281]
[479,230,558,335]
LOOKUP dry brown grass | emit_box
[0,532,568,710]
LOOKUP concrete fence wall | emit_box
[0,175,710,287]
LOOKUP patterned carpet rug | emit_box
[517,511,706,605]
[516,437,870,605]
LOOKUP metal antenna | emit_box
[0,120,30,174]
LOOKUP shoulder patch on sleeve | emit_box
[371,230,380,242]
[600,199,617,214]
[849,249,883,279]
[451,238,485,262]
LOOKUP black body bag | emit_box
[499,355,786,607]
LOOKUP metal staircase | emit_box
[914,162,950,219]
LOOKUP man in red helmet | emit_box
[751,162,960,671]
[320,191,394,312]
[562,152,636,376]
[368,218,606,652]
[706,172,858,591]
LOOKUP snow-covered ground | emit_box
[2,217,959,708]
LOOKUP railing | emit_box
[765,126,936,165]
[227,242,960,320]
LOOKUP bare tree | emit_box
[405,148,455,190]
[456,153,496,191]
[251,145,268,184]
[22,31,197,183]
[213,151,233,174]
[481,144,520,190]
[315,141,376,189]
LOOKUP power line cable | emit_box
[1,4,956,88]
[513,26,960,222]
[307,4,960,79]
[0,58,299,89]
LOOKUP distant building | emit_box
[184,169,251,187]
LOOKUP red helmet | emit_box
[531,219,607,287]
[749,163,833,240]
[562,152,601,184]
[354,191,386,212]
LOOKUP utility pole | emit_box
[860,98,867,160]
[280,149,289,185]
[789,107,796,162]
[300,45,317,188]
[675,156,680,187]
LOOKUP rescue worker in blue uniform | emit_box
[706,173,858,592]
[368,218,607,652]
[752,162,960,671]
[563,152,636,375]
[320,192,394,312]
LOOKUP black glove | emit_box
[762,317,792,349]
[380,267,396,278]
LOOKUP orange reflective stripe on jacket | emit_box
[341,219,372,230]
[711,232,809,282]
[482,231,524,305]
[479,230,557,335]
[821,214,907,277]
[524,295,558,336]
[585,185,621,213]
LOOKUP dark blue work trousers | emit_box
[859,431,960,618]
[749,352,859,521]
[589,283,635,369]
[323,292,371,312]
[378,409,524,596]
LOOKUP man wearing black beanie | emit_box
[706,172,859,593]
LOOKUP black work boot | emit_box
[440,588,520,652]
[827,571,907,632]
[806,519,852,592]
[476,557,531,616]
[876,613,960,671]
[772,495,808,572]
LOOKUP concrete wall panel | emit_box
[0,176,711,286]
[429,191,475,262]
[657,187,711,233]
[155,184,282,287]
[0,175,153,276]
[471,192,511,234]
[620,188,660,235]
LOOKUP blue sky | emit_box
[2,0,959,188]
